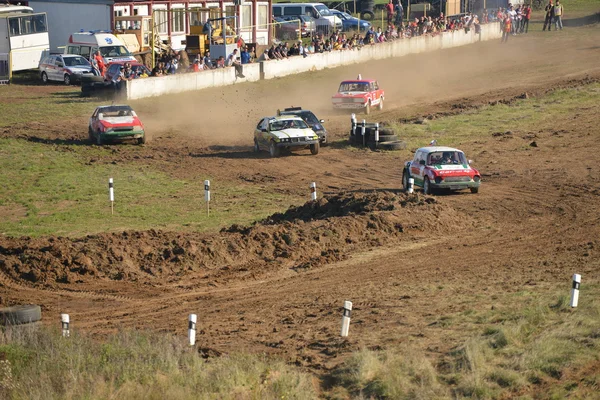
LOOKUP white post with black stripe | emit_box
[570,274,581,308]
[361,120,366,147]
[351,113,357,137]
[204,180,210,216]
[61,313,70,338]
[188,314,197,346]
[340,300,352,337]
[109,178,114,215]
[310,182,317,202]
[408,178,414,194]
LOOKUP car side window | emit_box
[373,81,379,90]
[55,57,63,67]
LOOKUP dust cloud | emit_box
[132,27,600,146]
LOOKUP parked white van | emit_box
[65,31,136,63]
[272,3,342,34]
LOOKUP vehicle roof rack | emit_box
[284,106,302,111]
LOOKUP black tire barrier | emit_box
[361,11,375,20]
[378,141,407,151]
[1,305,42,326]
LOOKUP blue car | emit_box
[331,10,371,31]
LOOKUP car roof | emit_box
[418,146,463,153]
[340,79,376,84]
[268,115,304,121]
[60,54,86,58]
[107,61,144,66]
[96,105,133,111]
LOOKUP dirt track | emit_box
[1,25,600,375]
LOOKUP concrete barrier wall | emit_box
[127,23,501,100]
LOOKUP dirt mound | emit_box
[0,192,470,287]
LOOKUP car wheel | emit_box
[423,177,432,195]
[253,139,260,153]
[402,169,410,192]
[41,72,48,84]
[378,97,384,111]
[96,132,104,146]
[365,101,371,115]
[269,141,280,158]
[470,187,479,194]
[64,74,71,86]
[361,11,375,20]
[137,135,146,145]
[310,142,320,155]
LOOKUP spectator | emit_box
[394,2,403,26]
[240,47,251,64]
[216,56,225,68]
[501,12,511,43]
[93,50,106,77]
[385,0,394,25]
[543,1,554,31]
[226,48,245,78]
[112,66,125,91]
[203,51,213,69]
[554,0,563,30]
[522,5,531,33]
[203,19,214,43]
[298,40,308,58]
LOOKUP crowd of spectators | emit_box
[115,8,517,81]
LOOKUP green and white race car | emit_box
[254,115,320,157]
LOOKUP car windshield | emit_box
[339,82,369,92]
[427,151,468,165]
[338,12,351,20]
[270,119,309,131]
[315,5,332,16]
[99,106,134,118]
[100,46,131,57]
[64,56,90,67]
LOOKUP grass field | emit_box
[2,83,599,238]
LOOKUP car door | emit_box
[89,108,99,134]
[54,56,66,81]
[410,151,426,185]
[255,118,268,147]
[374,81,383,101]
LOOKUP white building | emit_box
[26,0,113,52]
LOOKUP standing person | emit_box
[203,19,214,43]
[93,50,106,77]
[394,2,403,26]
[554,0,564,30]
[543,0,554,31]
[501,12,511,43]
[522,5,531,33]
[385,0,395,25]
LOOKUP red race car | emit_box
[88,104,146,145]
[331,75,384,115]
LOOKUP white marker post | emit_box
[108,178,114,215]
[310,182,317,202]
[570,274,581,308]
[374,122,380,148]
[361,119,366,147]
[408,178,414,194]
[351,113,357,136]
[188,314,197,346]
[61,313,70,337]
[204,180,210,216]
[340,300,352,337]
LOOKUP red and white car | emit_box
[402,146,481,194]
[331,75,384,115]
[88,105,146,145]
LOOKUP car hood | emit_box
[66,66,93,73]
[311,123,325,132]
[272,128,316,138]
[429,164,475,174]
[333,92,367,98]
[100,116,141,127]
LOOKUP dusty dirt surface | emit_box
[2,24,600,387]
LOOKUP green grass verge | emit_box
[0,138,299,237]
[389,82,600,151]
[2,283,600,398]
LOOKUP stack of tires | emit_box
[0,305,42,327]
[349,124,407,151]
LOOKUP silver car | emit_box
[282,15,317,37]
[39,54,95,85]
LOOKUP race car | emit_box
[254,115,320,157]
[331,75,384,115]
[277,107,328,145]
[88,105,146,145]
[402,146,481,194]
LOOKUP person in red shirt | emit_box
[93,50,106,77]
[502,13,511,43]
[385,0,394,25]
[522,5,532,33]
